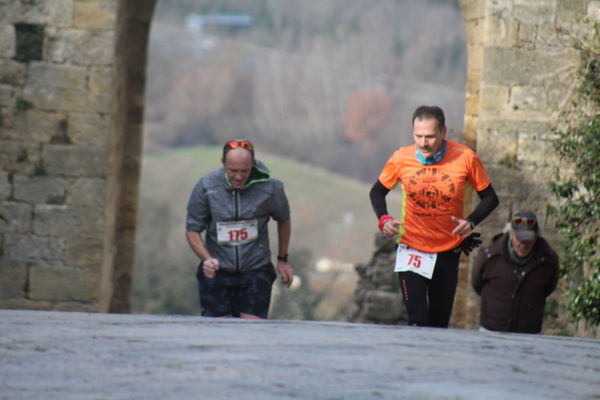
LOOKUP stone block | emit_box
[460,0,486,21]
[0,59,27,86]
[487,0,513,14]
[25,110,69,143]
[464,18,484,46]
[74,0,116,30]
[0,298,51,310]
[514,0,557,24]
[517,132,559,166]
[547,81,578,112]
[485,11,517,48]
[480,84,510,111]
[45,27,114,66]
[0,83,16,107]
[88,67,112,93]
[13,174,65,204]
[516,23,537,48]
[0,2,20,24]
[2,109,68,143]
[52,301,98,312]
[43,144,107,177]
[66,177,106,208]
[0,24,15,58]
[0,201,32,233]
[68,112,111,146]
[477,119,520,164]
[4,233,65,262]
[0,140,43,175]
[22,85,111,113]
[464,90,480,118]
[28,264,100,302]
[483,47,579,86]
[33,204,104,237]
[509,86,548,111]
[590,1,600,21]
[27,62,87,89]
[465,49,482,84]
[363,290,405,322]
[65,236,103,266]
[0,171,10,199]
[556,0,588,26]
[0,259,27,299]
[17,0,74,26]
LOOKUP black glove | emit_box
[459,232,482,256]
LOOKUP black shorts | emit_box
[196,262,277,318]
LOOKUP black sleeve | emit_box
[369,179,391,219]
[466,184,499,226]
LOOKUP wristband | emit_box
[204,257,217,263]
[466,219,475,230]
[378,215,394,232]
[277,254,288,262]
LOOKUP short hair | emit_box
[412,105,446,130]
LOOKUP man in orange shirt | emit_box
[369,105,499,327]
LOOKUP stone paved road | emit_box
[1,310,599,400]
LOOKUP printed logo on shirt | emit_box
[405,167,456,210]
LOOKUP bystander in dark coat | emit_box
[471,211,559,334]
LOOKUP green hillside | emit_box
[132,145,402,316]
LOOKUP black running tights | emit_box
[398,248,461,328]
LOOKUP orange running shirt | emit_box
[378,140,491,253]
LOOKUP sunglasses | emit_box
[225,140,253,151]
[513,217,537,227]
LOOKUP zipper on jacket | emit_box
[234,190,241,272]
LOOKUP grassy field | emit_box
[132,145,402,317]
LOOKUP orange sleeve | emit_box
[378,152,401,190]
[467,152,491,191]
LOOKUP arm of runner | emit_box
[186,231,220,278]
[369,179,390,218]
[451,216,473,238]
[276,219,294,288]
[381,218,401,237]
[465,185,499,226]
[451,185,499,238]
[370,180,402,237]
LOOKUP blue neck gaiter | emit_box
[416,139,446,165]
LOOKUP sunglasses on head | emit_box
[513,217,536,227]
[225,140,253,151]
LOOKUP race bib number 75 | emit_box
[217,220,258,246]
[394,244,437,279]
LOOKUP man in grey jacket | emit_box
[186,139,294,319]
[471,211,559,333]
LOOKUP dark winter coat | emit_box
[471,232,559,333]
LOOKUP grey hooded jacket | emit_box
[186,161,290,273]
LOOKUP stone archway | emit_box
[100,0,482,315]
[100,0,158,312]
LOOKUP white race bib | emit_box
[216,220,258,246]
[394,244,437,279]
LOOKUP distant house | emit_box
[185,13,255,36]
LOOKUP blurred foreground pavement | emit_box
[1,310,599,400]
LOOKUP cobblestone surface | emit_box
[1,310,599,400]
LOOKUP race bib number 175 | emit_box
[394,244,437,279]
[216,220,258,246]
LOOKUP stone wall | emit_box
[0,0,117,311]
[464,0,599,330]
